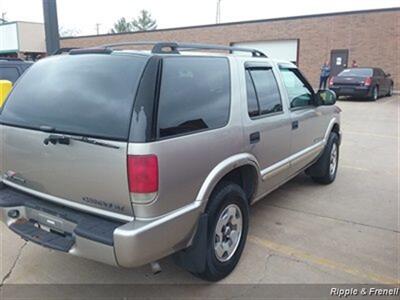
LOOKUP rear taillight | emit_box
[329,77,334,87]
[364,77,372,86]
[128,155,158,204]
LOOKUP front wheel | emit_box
[387,84,394,97]
[307,132,339,184]
[194,182,249,281]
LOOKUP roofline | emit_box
[61,7,400,40]
[0,21,44,26]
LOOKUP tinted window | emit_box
[0,54,147,140]
[245,70,259,118]
[279,68,314,108]
[158,57,230,138]
[338,68,373,77]
[247,68,282,116]
[0,67,20,83]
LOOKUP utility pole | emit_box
[42,0,60,54]
[95,23,101,35]
[1,12,7,23]
[216,0,222,24]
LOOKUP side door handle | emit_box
[292,120,299,130]
[249,132,260,144]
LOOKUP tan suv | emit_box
[0,42,341,281]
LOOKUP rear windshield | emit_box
[0,54,147,140]
[338,68,372,77]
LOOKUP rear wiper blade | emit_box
[70,136,120,149]
[43,134,120,149]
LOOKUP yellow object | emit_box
[0,80,13,107]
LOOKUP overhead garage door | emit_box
[232,40,298,64]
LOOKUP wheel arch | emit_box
[196,153,260,211]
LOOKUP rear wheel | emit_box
[194,182,249,281]
[370,86,379,101]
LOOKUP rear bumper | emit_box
[330,86,371,97]
[0,184,201,268]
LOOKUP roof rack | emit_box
[100,41,267,57]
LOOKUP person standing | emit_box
[319,61,331,90]
[351,60,358,68]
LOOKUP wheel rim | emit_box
[214,204,243,263]
[329,143,338,177]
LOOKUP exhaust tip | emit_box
[150,262,162,275]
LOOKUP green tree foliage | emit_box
[110,17,133,33]
[131,10,157,31]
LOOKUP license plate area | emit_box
[341,88,354,93]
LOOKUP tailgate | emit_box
[1,126,133,218]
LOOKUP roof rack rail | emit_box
[69,47,113,55]
[53,47,80,55]
[100,41,267,57]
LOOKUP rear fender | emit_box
[195,153,260,211]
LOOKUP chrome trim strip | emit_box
[2,180,134,222]
[261,141,325,180]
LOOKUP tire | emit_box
[387,84,394,97]
[308,132,339,184]
[193,182,249,281]
[370,86,379,101]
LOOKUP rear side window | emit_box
[0,54,147,140]
[0,67,20,83]
[157,57,230,139]
[245,71,259,118]
[245,67,282,118]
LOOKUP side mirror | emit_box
[0,80,13,108]
[317,89,337,106]
[385,73,391,77]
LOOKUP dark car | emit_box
[0,58,33,84]
[329,67,394,100]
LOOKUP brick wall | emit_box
[61,9,400,89]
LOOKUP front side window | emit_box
[0,67,20,83]
[245,67,283,118]
[157,57,230,139]
[279,68,314,109]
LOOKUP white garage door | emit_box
[233,40,298,64]
[0,23,19,53]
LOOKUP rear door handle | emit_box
[292,120,299,130]
[250,132,260,144]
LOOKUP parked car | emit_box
[0,58,33,83]
[0,42,341,281]
[329,67,394,100]
[0,58,33,106]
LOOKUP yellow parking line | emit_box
[341,165,369,172]
[346,131,398,139]
[248,235,399,285]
